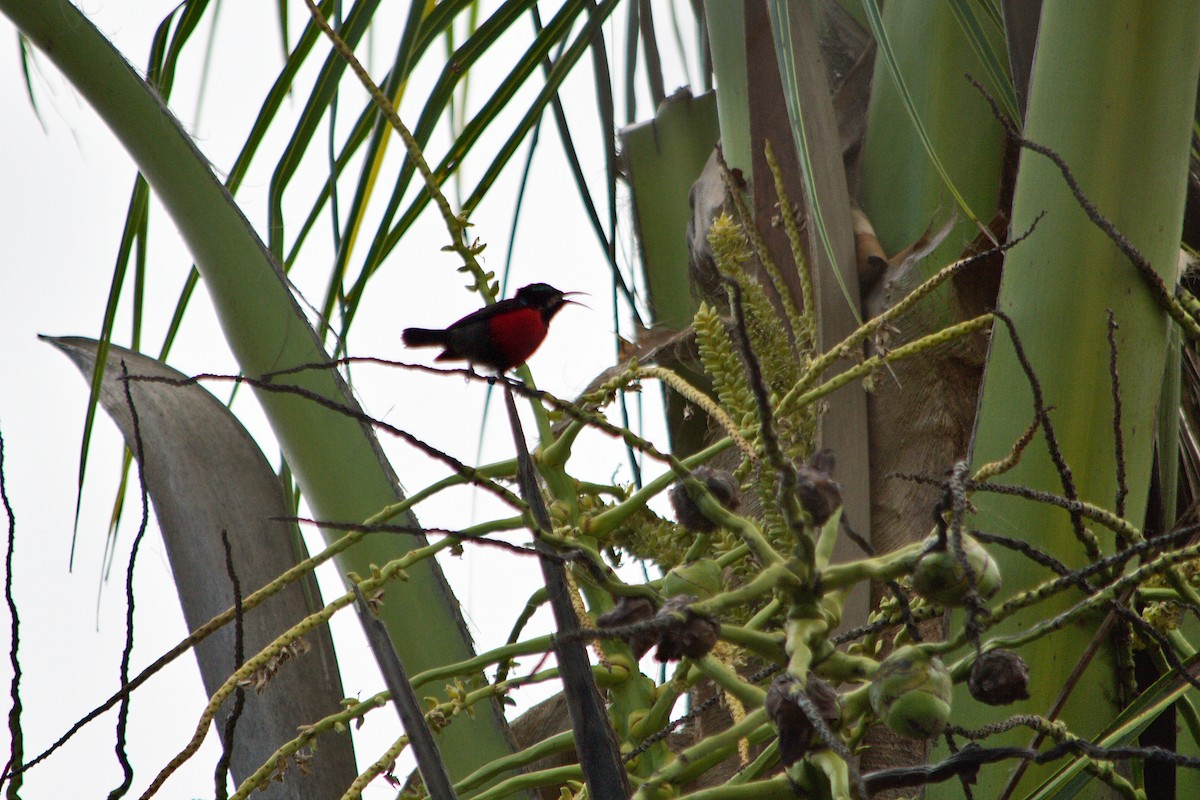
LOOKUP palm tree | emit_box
[3,0,1199,798]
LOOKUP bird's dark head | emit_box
[516,282,582,320]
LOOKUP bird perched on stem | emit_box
[402,282,579,373]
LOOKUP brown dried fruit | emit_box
[968,649,1030,706]
[653,595,720,661]
[765,672,841,766]
[796,449,842,525]
[596,596,658,659]
[669,467,741,533]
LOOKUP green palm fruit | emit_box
[869,645,953,739]
[912,532,1001,606]
[661,558,724,600]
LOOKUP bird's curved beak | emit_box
[559,291,588,309]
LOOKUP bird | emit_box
[402,282,579,372]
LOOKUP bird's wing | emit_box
[443,295,521,329]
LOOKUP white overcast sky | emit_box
[0,1,697,796]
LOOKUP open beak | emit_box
[559,291,589,310]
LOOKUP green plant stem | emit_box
[746,597,784,629]
[230,692,392,800]
[683,532,714,563]
[678,774,795,800]
[689,486,787,567]
[586,439,734,537]
[551,536,658,601]
[780,314,994,418]
[839,683,873,724]
[695,655,768,708]
[819,542,925,590]
[337,731,408,800]
[1165,569,1200,614]
[813,508,842,569]
[633,709,771,796]
[692,564,796,617]
[576,480,629,498]
[716,543,752,568]
[816,650,879,684]
[410,634,554,689]
[724,739,781,785]
[469,765,585,800]
[940,542,1200,656]
[453,730,577,795]
[783,614,830,677]
[631,662,692,740]
[370,458,518,523]
[503,587,548,646]
[540,419,585,469]
[809,749,853,800]
[718,625,786,663]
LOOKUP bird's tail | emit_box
[401,327,446,348]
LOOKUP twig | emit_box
[997,597,1128,800]
[970,75,1200,342]
[793,687,865,798]
[941,729,976,800]
[992,311,1100,560]
[972,413,1041,482]
[1107,311,1129,520]
[5,521,373,781]
[831,604,944,646]
[626,693,722,761]
[945,461,989,650]
[137,558,412,799]
[895,472,1141,542]
[0,430,22,800]
[107,361,150,800]
[351,585,458,800]
[501,384,630,799]
[283,518,547,560]
[861,735,1200,796]
[778,216,1042,416]
[214,531,245,800]
[841,516,923,642]
[123,373,527,512]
